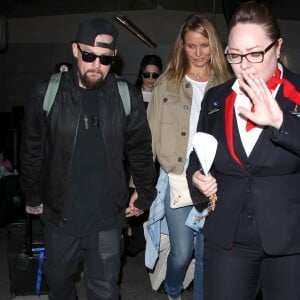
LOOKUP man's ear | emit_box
[72,42,79,59]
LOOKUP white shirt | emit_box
[232,63,282,156]
[185,75,208,159]
[142,90,152,103]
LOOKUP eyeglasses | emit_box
[77,44,115,65]
[225,41,277,64]
[142,72,160,79]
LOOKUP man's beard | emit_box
[79,69,105,89]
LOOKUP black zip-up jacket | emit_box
[20,70,157,227]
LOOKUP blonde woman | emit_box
[146,14,231,300]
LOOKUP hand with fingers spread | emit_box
[237,72,283,129]
[186,2,300,298]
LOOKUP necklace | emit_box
[83,114,89,130]
[81,90,102,130]
[82,98,90,130]
[187,72,201,80]
[82,107,100,130]
[82,99,89,130]
[194,74,201,80]
[187,70,210,82]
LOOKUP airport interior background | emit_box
[0,0,299,298]
[0,0,299,169]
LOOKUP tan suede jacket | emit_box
[147,74,220,174]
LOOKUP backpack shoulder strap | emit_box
[43,72,62,116]
[114,74,131,117]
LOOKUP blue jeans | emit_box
[193,231,204,300]
[164,184,204,299]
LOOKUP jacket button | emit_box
[178,157,183,162]
[163,97,168,103]
[181,131,186,136]
[184,105,189,110]
[186,83,191,88]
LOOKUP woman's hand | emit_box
[26,204,43,215]
[192,170,217,198]
[238,72,283,130]
[125,189,144,217]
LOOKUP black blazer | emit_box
[187,66,300,255]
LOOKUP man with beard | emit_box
[20,17,157,300]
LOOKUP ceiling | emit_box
[1,0,299,21]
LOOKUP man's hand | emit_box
[125,189,144,217]
[26,204,43,215]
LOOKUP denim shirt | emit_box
[144,169,168,269]
[144,169,207,269]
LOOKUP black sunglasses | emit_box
[142,72,160,79]
[77,44,115,65]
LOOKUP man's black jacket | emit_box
[20,70,157,227]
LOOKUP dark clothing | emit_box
[204,227,300,300]
[65,88,108,236]
[20,70,157,230]
[187,65,300,299]
[20,69,157,300]
[43,220,122,300]
[187,66,300,255]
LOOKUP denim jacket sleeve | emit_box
[145,170,169,269]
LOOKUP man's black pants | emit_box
[42,222,122,300]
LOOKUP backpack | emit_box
[43,72,131,117]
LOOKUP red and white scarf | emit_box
[224,68,300,166]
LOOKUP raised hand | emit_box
[237,72,283,130]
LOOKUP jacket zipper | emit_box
[60,92,82,226]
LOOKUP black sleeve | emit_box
[19,81,47,207]
[124,84,157,210]
[186,90,213,212]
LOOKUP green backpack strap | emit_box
[43,72,62,116]
[43,72,131,117]
[114,74,131,117]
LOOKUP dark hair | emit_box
[228,2,281,43]
[228,2,289,65]
[135,55,163,90]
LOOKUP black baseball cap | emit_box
[75,17,118,49]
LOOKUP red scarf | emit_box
[225,68,300,166]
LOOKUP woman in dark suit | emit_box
[187,2,300,300]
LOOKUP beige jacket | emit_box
[147,74,220,174]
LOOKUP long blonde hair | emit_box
[164,14,231,86]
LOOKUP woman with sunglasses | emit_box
[123,54,163,257]
[146,14,231,300]
[187,2,300,300]
[135,54,163,108]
